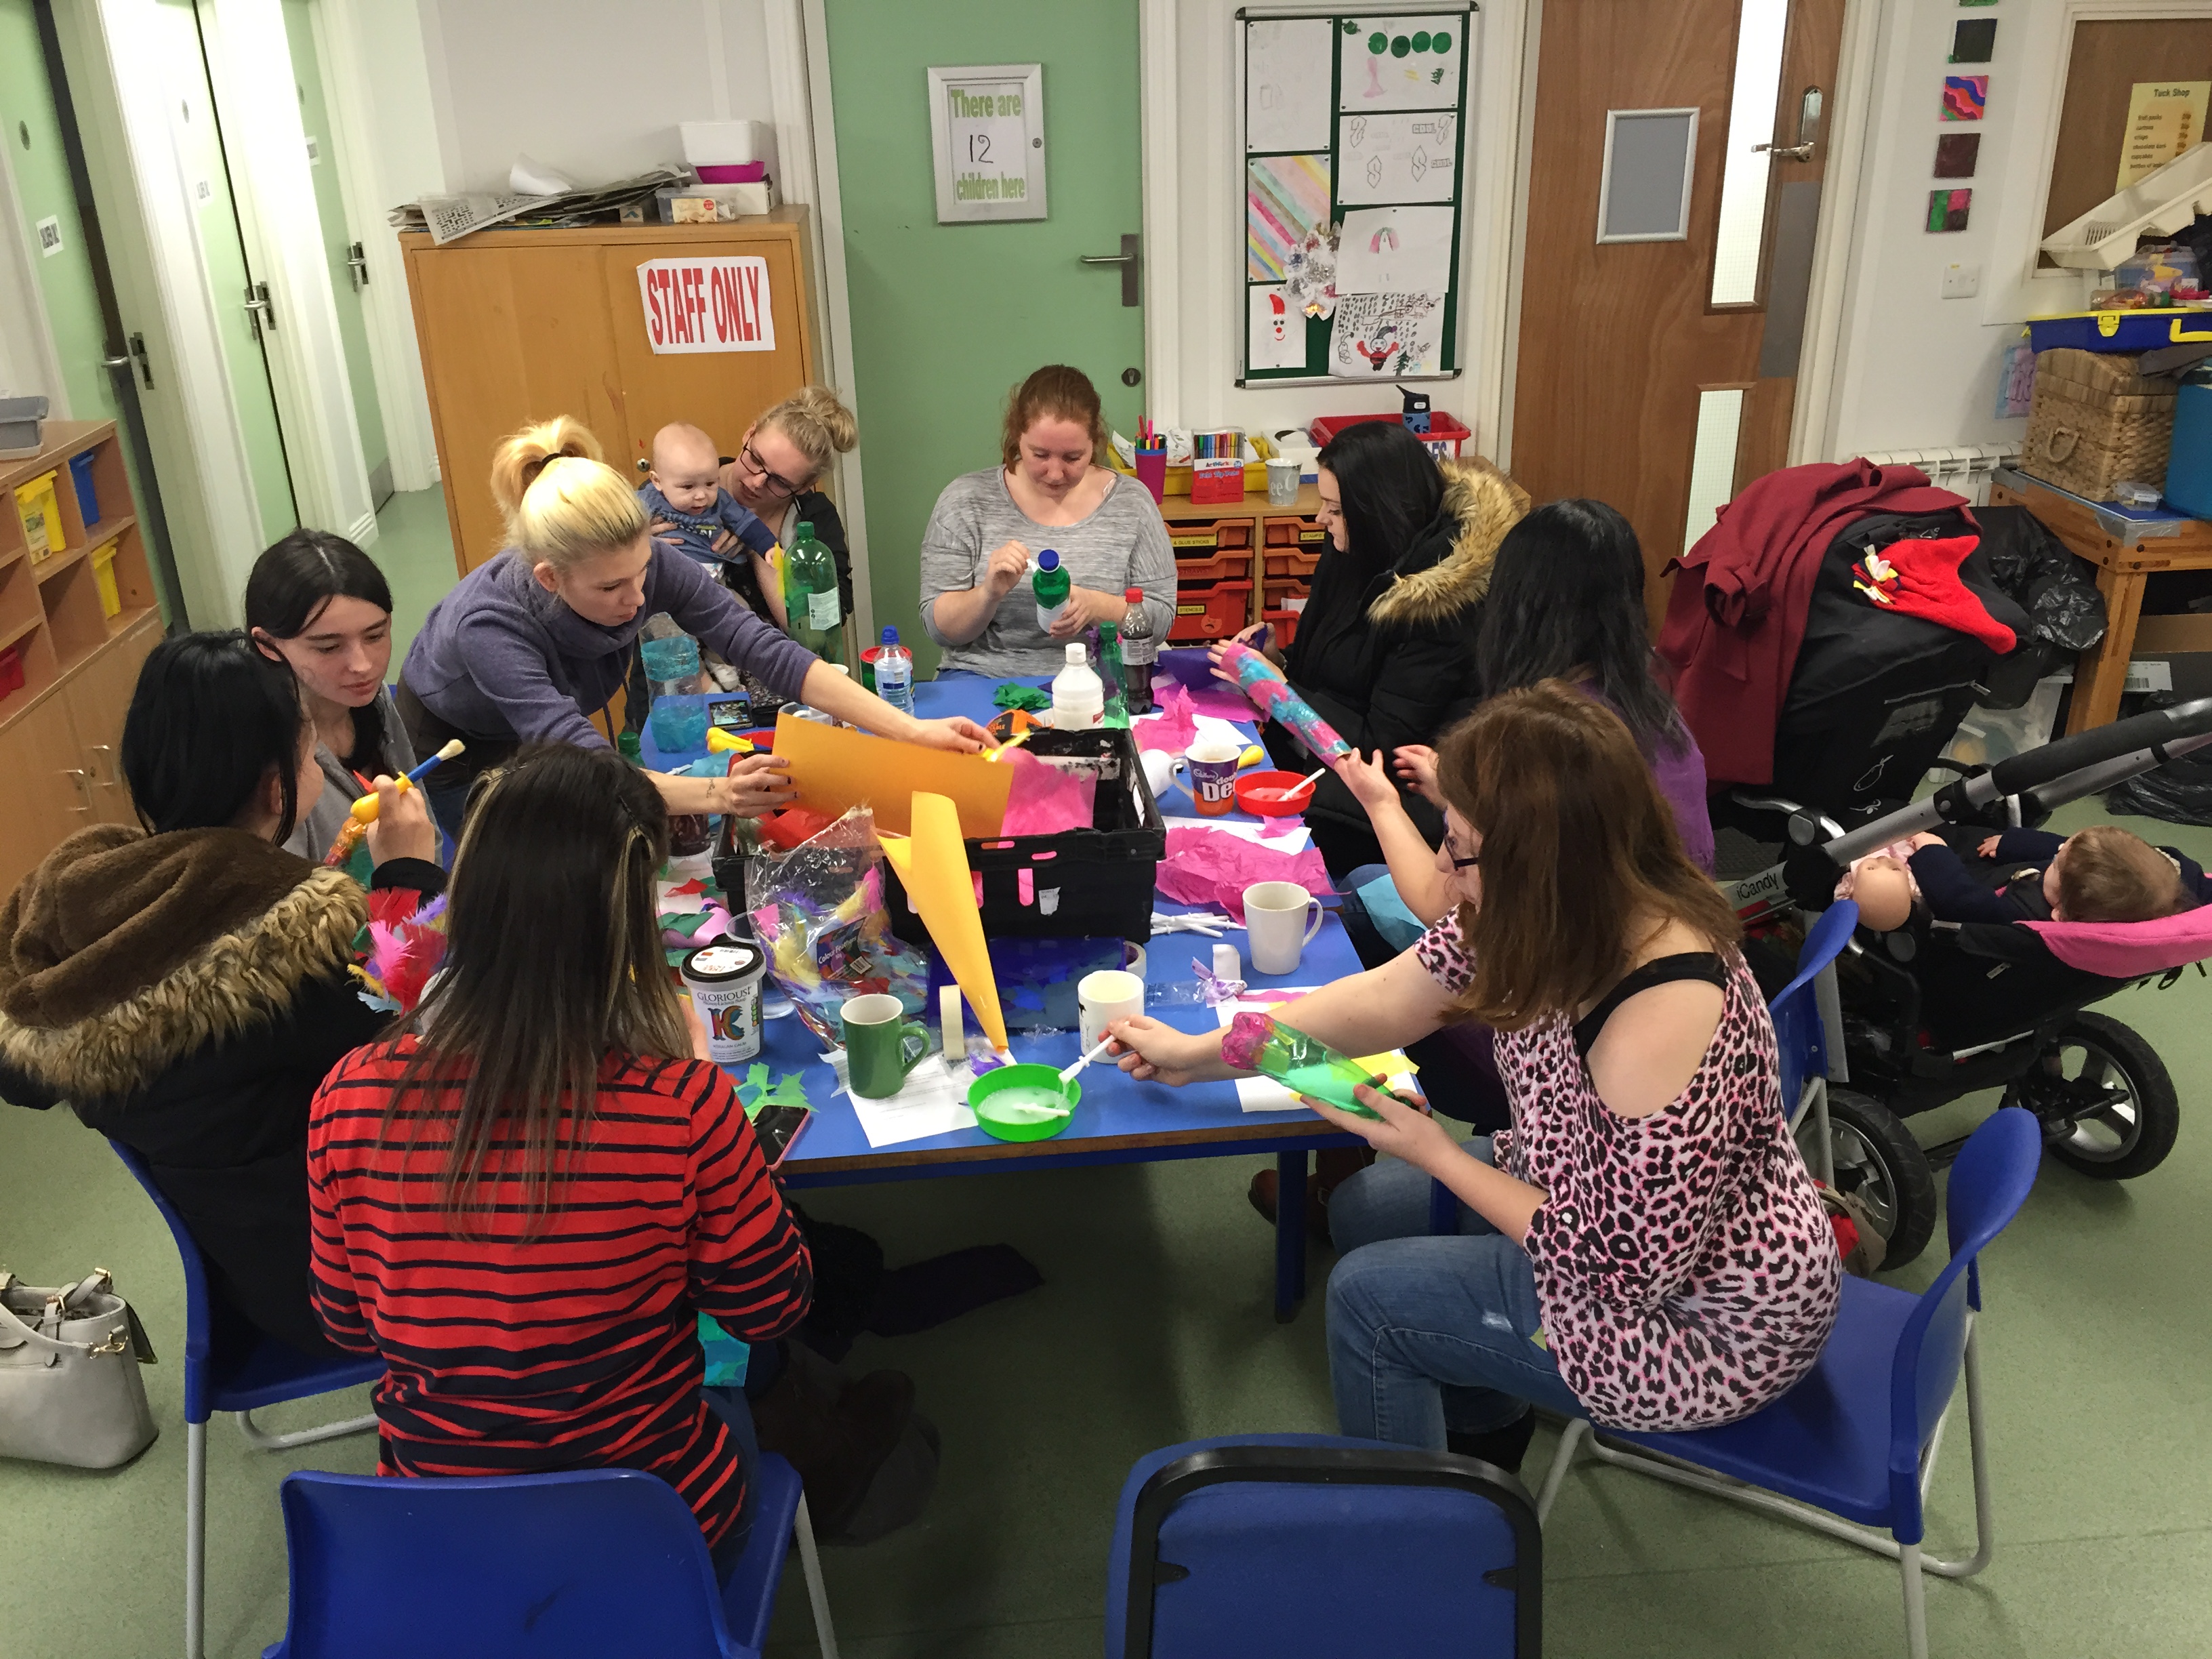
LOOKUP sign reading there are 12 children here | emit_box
[636,255,777,354]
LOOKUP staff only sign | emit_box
[636,256,777,354]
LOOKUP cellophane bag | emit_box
[746,807,932,1050]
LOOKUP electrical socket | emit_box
[1942,262,1982,300]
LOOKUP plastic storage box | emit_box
[15,470,60,560]
[1168,579,1252,641]
[1309,409,1473,460]
[2026,308,2212,354]
[68,451,100,527]
[881,727,1166,945]
[2165,375,2212,518]
[2041,142,2212,270]
[93,544,121,618]
[0,394,46,453]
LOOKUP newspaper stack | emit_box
[390,165,691,245]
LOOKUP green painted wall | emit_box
[283,0,386,488]
[824,0,1145,676]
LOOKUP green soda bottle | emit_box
[783,520,844,665]
[1221,1013,1391,1120]
[1099,619,1129,727]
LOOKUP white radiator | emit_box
[1855,445,2020,506]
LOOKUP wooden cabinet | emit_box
[402,213,824,575]
[0,422,166,895]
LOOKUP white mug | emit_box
[1078,969,1146,1049]
[1140,748,1177,800]
[1244,881,1324,975]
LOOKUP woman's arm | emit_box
[927,542,1033,646]
[682,1061,815,1340]
[794,660,990,752]
[1307,1086,1547,1242]
[1336,750,1452,923]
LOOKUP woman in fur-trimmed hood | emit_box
[1220,421,1529,876]
[0,633,443,1356]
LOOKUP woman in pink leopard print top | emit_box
[1110,684,1839,1469]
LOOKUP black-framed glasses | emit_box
[1443,835,1481,869]
[739,440,805,499]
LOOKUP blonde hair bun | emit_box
[758,386,859,476]
[488,416,646,569]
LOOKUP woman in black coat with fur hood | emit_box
[0,634,442,1357]
[1214,419,1529,877]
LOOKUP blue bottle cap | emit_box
[1038,549,1060,570]
[881,625,899,645]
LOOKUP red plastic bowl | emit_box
[1235,769,1313,818]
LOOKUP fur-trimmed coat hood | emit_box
[0,825,365,1101]
[1364,455,1531,629]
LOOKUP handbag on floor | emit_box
[0,1267,159,1469]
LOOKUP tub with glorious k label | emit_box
[681,942,766,1064]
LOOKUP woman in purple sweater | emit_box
[400,417,985,843]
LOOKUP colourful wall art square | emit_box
[1935,132,1981,178]
[1942,75,1988,121]
[1927,187,1973,232]
[1951,19,1996,63]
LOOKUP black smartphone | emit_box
[707,693,754,730]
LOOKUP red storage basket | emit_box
[1309,410,1473,460]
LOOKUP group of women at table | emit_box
[0,364,1838,1573]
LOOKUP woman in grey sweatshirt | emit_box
[398,418,987,844]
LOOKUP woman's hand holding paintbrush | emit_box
[324,739,460,867]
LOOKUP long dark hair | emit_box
[1475,499,1689,758]
[1437,683,1739,1031]
[389,745,687,1237]
[1314,419,1446,569]
[244,528,396,774]
[122,632,306,843]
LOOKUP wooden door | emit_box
[0,695,94,896]
[62,613,161,826]
[1510,0,1845,626]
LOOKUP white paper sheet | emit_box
[1247,283,1307,371]
[1246,18,1335,152]
[1338,111,1459,205]
[846,1055,978,1149]
[1159,816,1313,855]
[1330,291,1446,378]
[1248,154,1333,282]
[1335,206,1456,294]
[1338,15,1466,112]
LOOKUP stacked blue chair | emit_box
[261,1460,838,1658]
[1529,1105,2043,1659]
[1107,1433,1540,1658]
[110,1141,382,1659]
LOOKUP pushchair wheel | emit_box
[2007,1011,2180,1181]
[1795,1088,1938,1269]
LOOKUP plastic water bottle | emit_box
[783,520,844,665]
[1119,586,1155,714]
[1050,642,1105,730]
[1033,548,1071,632]
[875,626,915,717]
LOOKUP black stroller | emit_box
[1729,699,2212,1265]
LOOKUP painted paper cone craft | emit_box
[774,710,1012,836]
[877,791,1010,1053]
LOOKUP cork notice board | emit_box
[2043,20,2212,268]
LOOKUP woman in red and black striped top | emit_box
[307,744,811,1572]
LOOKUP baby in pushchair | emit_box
[1837,821,2208,931]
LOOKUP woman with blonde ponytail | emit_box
[400,417,987,842]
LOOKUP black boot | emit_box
[1447,1410,1537,1475]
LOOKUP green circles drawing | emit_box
[1391,34,1410,57]
[1412,30,1431,51]
[1433,30,1452,52]
[1368,31,1387,54]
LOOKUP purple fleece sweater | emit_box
[401,546,819,749]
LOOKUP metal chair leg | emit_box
[235,1406,377,1450]
[1534,1417,1589,1525]
[791,1491,840,1659]
[186,1418,206,1659]
[1899,1538,1929,1659]
[1811,1080,1835,1186]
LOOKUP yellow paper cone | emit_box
[882,792,1008,1052]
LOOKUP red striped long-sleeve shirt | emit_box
[306,1040,811,1549]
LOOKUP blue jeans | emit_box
[1326,1138,1584,1448]
[424,769,471,863]
[701,1385,761,1582]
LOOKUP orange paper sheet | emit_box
[877,792,1010,1052]
[773,712,1011,837]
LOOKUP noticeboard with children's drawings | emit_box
[1240,7,1474,384]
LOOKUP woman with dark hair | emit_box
[308,744,813,1578]
[1109,684,1838,1473]
[0,632,441,1355]
[1212,419,1528,876]
[247,528,418,871]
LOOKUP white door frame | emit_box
[312,0,443,492]
[197,0,376,547]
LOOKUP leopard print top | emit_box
[1416,914,1841,1431]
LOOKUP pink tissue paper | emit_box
[1135,682,1199,756]
[999,748,1098,836]
[1155,825,1334,920]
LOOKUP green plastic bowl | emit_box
[969,1063,1080,1142]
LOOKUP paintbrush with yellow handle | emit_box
[322,739,464,867]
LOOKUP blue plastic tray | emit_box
[2027,309,2212,353]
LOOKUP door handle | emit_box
[243,281,277,340]
[347,241,370,290]
[1080,232,1141,307]
[60,769,94,815]
[1754,141,1814,162]
[89,744,123,787]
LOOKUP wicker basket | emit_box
[2021,348,2175,501]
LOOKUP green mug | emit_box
[842,993,931,1099]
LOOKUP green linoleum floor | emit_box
[3,808,2210,1658]
[369,485,459,668]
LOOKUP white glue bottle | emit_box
[1050,642,1105,730]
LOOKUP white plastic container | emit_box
[681,941,766,1064]
[679,120,770,165]
[2042,142,2212,270]
[1050,643,1104,730]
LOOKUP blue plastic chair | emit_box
[1772,898,1860,1185]
[108,1141,382,1659]
[261,1460,838,1659]
[1107,1433,1540,1658]
[1531,1106,2043,1659]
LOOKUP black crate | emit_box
[884,725,1166,945]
